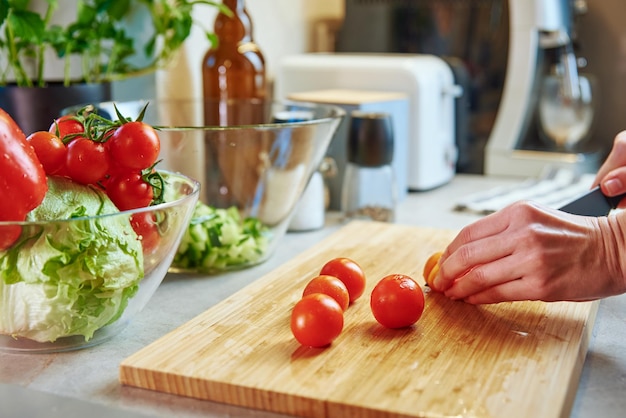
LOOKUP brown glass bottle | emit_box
[202,0,267,126]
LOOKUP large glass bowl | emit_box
[0,171,200,353]
[66,99,344,274]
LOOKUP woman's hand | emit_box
[433,201,626,304]
[595,131,626,205]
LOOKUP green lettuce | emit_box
[0,177,144,342]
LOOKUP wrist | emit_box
[600,211,626,294]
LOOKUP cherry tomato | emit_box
[106,171,154,211]
[130,212,160,254]
[370,274,425,329]
[108,121,160,170]
[0,225,22,251]
[302,275,350,312]
[423,251,443,292]
[319,257,366,303]
[27,131,67,175]
[291,293,344,348]
[65,137,109,185]
[49,115,84,141]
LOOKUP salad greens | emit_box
[0,176,143,342]
[173,202,270,273]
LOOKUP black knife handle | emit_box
[606,192,626,209]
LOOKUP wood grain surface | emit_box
[120,220,598,418]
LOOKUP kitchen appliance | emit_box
[336,0,619,177]
[484,0,601,176]
[276,54,461,191]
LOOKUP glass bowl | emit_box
[65,99,344,274]
[0,171,200,353]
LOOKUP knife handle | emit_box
[606,191,626,209]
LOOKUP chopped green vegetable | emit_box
[0,177,144,343]
[173,202,270,273]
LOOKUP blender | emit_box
[485,0,600,177]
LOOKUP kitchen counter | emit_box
[2,174,625,418]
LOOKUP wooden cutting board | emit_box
[120,221,598,418]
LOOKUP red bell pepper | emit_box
[0,108,48,250]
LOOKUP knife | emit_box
[559,186,626,216]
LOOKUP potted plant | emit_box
[0,0,228,133]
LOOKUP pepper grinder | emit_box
[341,111,396,222]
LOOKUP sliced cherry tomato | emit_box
[319,257,366,303]
[49,115,84,141]
[106,171,154,211]
[291,293,344,348]
[65,137,109,185]
[130,212,160,254]
[370,274,425,329]
[26,131,67,175]
[108,121,160,170]
[302,275,350,312]
[423,252,443,292]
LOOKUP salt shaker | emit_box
[341,111,396,222]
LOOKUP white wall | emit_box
[156,0,344,100]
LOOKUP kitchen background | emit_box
[123,0,344,102]
[152,0,626,176]
[14,0,626,177]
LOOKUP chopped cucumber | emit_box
[173,201,270,273]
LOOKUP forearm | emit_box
[598,210,626,296]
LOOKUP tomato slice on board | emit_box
[423,252,443,292]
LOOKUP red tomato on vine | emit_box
[49,115,84,141]
[27,131,67,175]
[108,121,160,170]
[65,137,109,185]
[106,171,154,211]
[130,212,160,254]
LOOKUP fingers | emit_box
[599,168,626,206]
[461,279,534,304]
[594,131,626,190]
[444,253,521,300]
[435,209,513,291]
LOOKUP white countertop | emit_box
[2,174,625,418]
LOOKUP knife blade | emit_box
[559,186,626,216]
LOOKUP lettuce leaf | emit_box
[0,176,144,342]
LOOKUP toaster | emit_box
[275,53,461,191]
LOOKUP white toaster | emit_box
[275,53,461,191]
